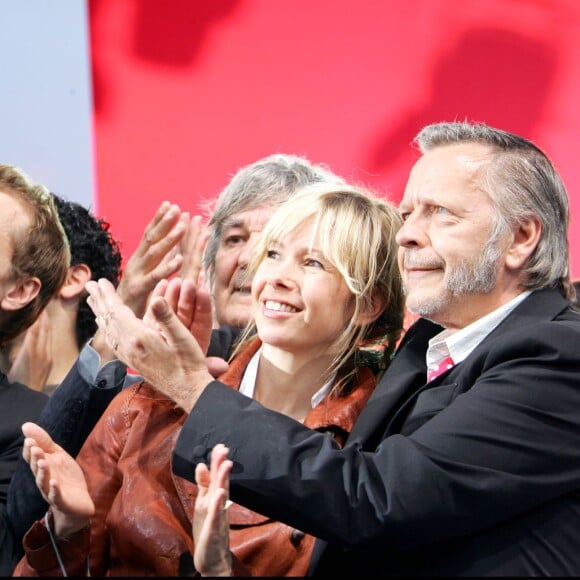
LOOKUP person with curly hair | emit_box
[0,194,122,395]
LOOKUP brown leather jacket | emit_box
[14,339,376,577]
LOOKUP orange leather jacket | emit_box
[14,339,376,577]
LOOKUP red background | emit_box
[89,0,580,279]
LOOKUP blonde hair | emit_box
[232,182,404,395]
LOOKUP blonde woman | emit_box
[15,183,404,576]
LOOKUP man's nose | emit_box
[395,214,425,248]
[238,233,260,265]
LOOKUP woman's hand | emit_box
[193,444,234,577]
[86,277,215,412]
[22,422,95,538]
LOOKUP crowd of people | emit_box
[1,120,580,576]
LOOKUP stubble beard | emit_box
[405,236,503,321]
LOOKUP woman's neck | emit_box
[253,346,335,422]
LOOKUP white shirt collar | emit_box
[239,347,333,411]
[426,291,531,376]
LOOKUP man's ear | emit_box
[59,264,92,299]
[0,277,41,311]
[505,215,542,271]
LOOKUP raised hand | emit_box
[91,201,190,363]
[117,201,188,318]
[145,276,228,376]
[86,277,214,411]
[193,444,233,577]
[8,309,52,392]
[21,422,95,537]
[178,214,210,287]
[143,277,204,346]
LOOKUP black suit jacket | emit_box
[173,289,580,576]
[0,373,48,576]
[0,375,46,575]
[0,375,47,507]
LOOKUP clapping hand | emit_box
[193,444,234,577]
[87,276,216,412]
[21,422,95,538]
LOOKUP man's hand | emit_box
[8,310,52,391]
[91,202,197,366]
[117,201,188,318]
[178,214,209,287]
[86,278,214,412]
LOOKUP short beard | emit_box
[406,235,504,320]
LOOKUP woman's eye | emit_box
[266,250,280,259]
[306,258,324,269]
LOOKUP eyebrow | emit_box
[267,238,323,253]
[221,218,246,229]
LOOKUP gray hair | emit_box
[202,153,344,288]
[415,121,572,299]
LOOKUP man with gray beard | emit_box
[61,121,580,576]
[399,228,503,319]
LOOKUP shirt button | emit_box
[290,529,305,547]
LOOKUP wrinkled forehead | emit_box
[221,205,277,233]
[400,143,491,209]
